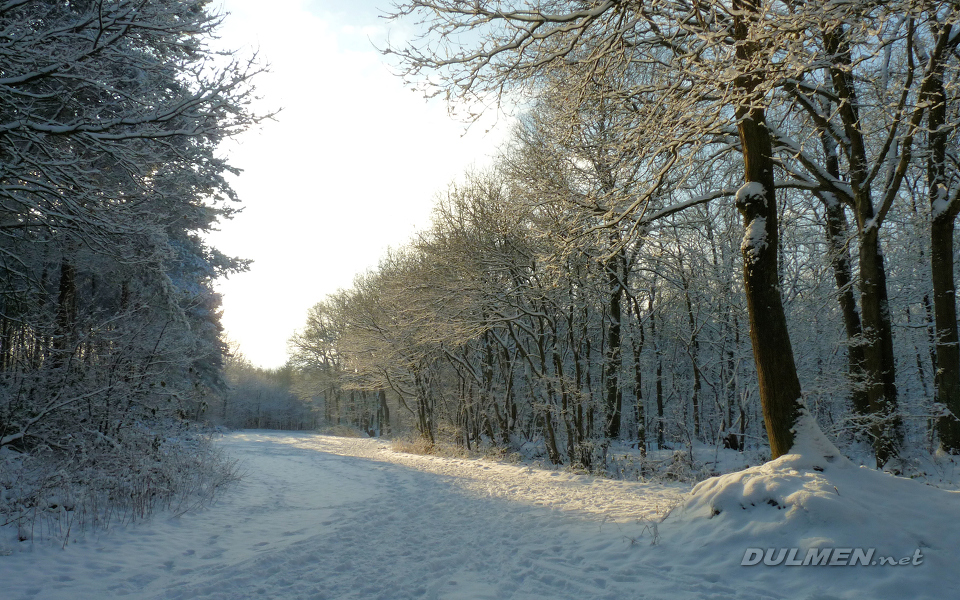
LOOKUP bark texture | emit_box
[734,0,804,459]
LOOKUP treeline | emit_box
[211,355,319,431]
[0,1,263,538]
[291,1,960,470]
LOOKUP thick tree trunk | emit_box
[931,215,960,449]
[734,0,804,459]
[928,66,960,451]
[735,176,803,459]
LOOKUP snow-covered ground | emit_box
[2,430,957,599]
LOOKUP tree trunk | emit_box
[378,388,391,436]
[931,214,960,449]
[603,248,624,439]
[928,61,960,451]
[822,200,868,417]
[649,287,665,449]
[681,272,701,440]
[818,130,869,417]
[53,259,78,368]
[824,25,903,465]
[858,228,902,465]
[630,295,647,451]
[734,0,804,459]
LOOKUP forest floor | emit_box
[1,430,956,599]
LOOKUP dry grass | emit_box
[317,425,367,438]
[390,434,436,456]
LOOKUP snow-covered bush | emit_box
[0,423,239,544]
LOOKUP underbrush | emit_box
[0,424,240,546]
[390,433,440,456]
[545,442,763,484]
[316,424,367,438]
[345,423,960,491]
[384,428,767,485]
[389,429,523,461]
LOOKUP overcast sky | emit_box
[207,0,511,369]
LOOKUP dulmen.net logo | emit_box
[741,548,924,567]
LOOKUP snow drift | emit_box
[664,413,959,598]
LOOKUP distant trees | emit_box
[212,354,317,430]
[291,161,756,465]
[0,0,266,535]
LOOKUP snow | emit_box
[737,182,769,263]
[741,215,767,262]
[820,191,840,209]
[677,412,960,597]
[736,181,767,204]
[3,430,959,599]
[931,184,952,218]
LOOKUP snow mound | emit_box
[663,412,960,599]
[684,412,854,527]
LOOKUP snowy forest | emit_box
[286,0,960,476]
[3,2,960,597]
[0,1,266,536]
[3,0,960,554]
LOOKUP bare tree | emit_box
[385,0,810,457]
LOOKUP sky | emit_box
[206,0,512,369]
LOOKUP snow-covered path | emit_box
[3,431,954,599]
[0,431,713,600]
